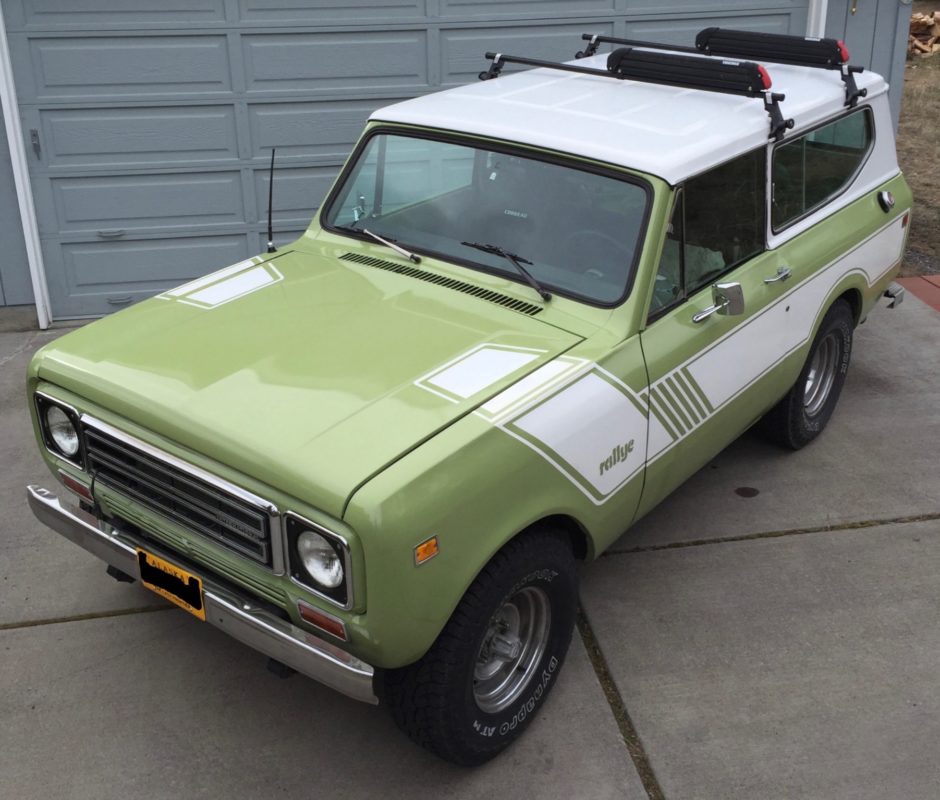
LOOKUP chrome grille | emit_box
[83,424,273,565]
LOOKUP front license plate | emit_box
[136,548,206,621]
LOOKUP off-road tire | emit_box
[760,299,854,450]
[382,528,577,766]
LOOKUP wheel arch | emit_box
[518,513,594,562]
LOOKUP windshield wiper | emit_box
[461,241,551,302]
[334,223,421,264]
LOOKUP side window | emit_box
[772,109,872,231]
[648,149,765,319]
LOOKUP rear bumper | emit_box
[26,484,377,705]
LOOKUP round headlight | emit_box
[46,406,80,457]
[297,531,344,589]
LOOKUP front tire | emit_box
[383,528,577,765]
[760,299,854,450]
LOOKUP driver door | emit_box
[637,145,790,518]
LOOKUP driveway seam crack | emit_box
[577,607,666,800]
[0,604,173,631]
[604,511,940,556]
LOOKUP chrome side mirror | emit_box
[692,282,745,323]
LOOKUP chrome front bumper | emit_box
[26,485,377,704]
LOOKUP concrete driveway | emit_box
[2,296,938,800]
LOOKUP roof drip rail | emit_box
[694,27,868,108]
[477,48,795,141]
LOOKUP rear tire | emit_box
[760,299,854,450]
[383,528,577,766]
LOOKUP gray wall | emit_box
[0,92,33,306]
[825,0,912,126]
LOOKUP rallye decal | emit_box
[499,367,647,504]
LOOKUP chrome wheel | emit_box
[803,331,840,417]
[473,587,551,714]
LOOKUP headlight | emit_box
[46,405,80,457]
[297,531,344,588]
[287,514,351,608]
[35,393,84,467]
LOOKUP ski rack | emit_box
[577,28,867,108]
[478,49,795,141]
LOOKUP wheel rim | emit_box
[803,331,840,417]
[473,587,551,714]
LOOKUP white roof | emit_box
[371,51,886,185]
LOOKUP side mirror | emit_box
[692,281,745,323]
[716,282,745,316]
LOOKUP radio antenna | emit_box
[266,148,276,253]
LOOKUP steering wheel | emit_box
[564,229,633,277]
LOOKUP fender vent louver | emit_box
[340,252,543,316]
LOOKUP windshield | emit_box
[323,132,649,305]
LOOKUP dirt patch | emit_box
[898,3,940,275]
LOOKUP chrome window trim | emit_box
[34,390,86,469]
[80,414,285,575]
[284,511,354,611]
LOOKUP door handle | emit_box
[764,266,792,284]
[30,129,41,159]
[96,229,126,239]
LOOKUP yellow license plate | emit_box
[136,548,206,621]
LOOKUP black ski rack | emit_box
[577,28,867,108]
[478,49,794,141]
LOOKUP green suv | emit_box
[26,28,911,764]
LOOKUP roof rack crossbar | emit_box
[576,33,698,59]
[479,52,620,82]
[695,28,867,108]
[478,49,795,141]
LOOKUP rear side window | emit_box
[772,109,873,231]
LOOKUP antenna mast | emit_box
[266,148,276,253]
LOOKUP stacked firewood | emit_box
[909,11,940,57]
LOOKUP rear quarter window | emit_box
[771,108,873,232]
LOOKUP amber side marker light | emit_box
[298,601,347,641]
[414,536,439,565]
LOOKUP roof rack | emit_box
[577,28,867,108]
[478,49,794,141]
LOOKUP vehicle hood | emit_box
[34,248,582,517]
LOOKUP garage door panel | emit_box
[39,106,239,168]
[51,172,246,234]
[623,0,805,13]
[242,31,429,95]
[441,1,616,17]
[237,0,427,23]
[8,0,226,27]
[625,12,804,42]
[253,166,335,226]
[44,234,251,316]
[247,100,394,161]
[442,22,614,84]
[23,36,231,102]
